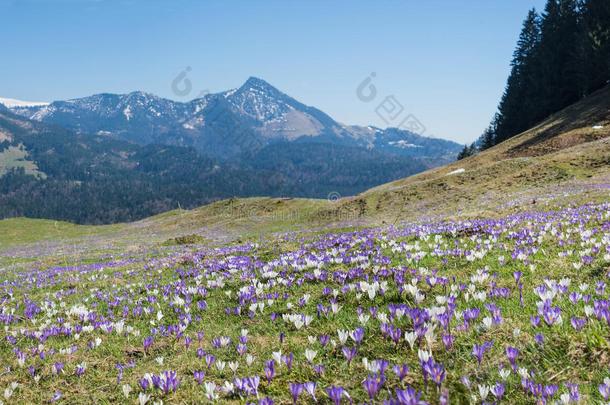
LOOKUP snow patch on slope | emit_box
[0,97,49,108]
[389,140,422,148]
[446,168,466,176]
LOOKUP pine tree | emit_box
[457,145,470,160]
[479,124,496,150]
[537,0,583,116]
[582,0,610,93]
[457,143,478,160]
[477,0,609,152]
[493,9,542,144]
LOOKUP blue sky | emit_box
[0,0,546,143]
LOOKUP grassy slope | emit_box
[323,85,610,223]
[0,144,46,178]
[1,85,608,253]
[0,217,119,247]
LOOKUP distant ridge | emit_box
[5,77,461,160]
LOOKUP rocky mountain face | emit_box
[9,77,461,160]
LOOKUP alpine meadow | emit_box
[0,1,609,404]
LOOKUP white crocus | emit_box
[304,349,317,363]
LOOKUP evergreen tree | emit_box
[480,0,610,149]
[457,145,470,160]
[581,0,610,93]
[537,0,583,117]
[479,123,497,150]
[457,143,478,160]
[493,8,542,144]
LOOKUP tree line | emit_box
[458,0,609,159]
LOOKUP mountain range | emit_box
[0,77,462,223]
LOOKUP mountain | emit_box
[108,84,610,242]
[0,106,427,223]
[0,77,465,224]
[5,84,607,247]
[8,77,461,161]
[0,107,275,223]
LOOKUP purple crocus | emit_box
[599,380,610,400]
[313,364,325,376]
[491,382,505,400]
[264,360,276,384]
[205,354,216,369]
[193,370,205,385]
[570,317,586,331]
[326,386,348,405]
[184,336,192,349]
[395,386,422,404]
[159,370,180,394]
[393,363,409,381]
[319,334,330,347]
[506,346,519,369]
[341,346,358,365]
[143,336,154,352]
[351,327,365,345]
[566,383,579,402]
[428,361,446,387]
[363,373,384,400]
[442,334,454,350]
[289,383,303,404]
[283,352,294,371]
[75,364,86,377]
[51,391,62,403]
[52,362,64,375]
[472,341,493,365]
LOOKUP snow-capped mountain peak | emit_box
[6,77,462,159]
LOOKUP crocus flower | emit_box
[158,370,180,394]
[341,346,357,365]
[472,341,493,365]
[393,363,409,381]
[289,382,303,404]
[264,360,275,384]
[52,362,64,375]
[326,386,348,405]
[193,370,205,385]
[304,382,317,401]
[599,378,610,400]
[143,336,154,352]
[491,382,505,400]
[366,373,386,400]
[395,386,422,404]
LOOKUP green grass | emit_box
[0,144,46,178]
[0,203,608,404]
[0,217,119,247]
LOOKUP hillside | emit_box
[3,85,608,255]
[0,108,443,224]
[125,84,610,241]
[325,85,610,223]
[0,78,464,224]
